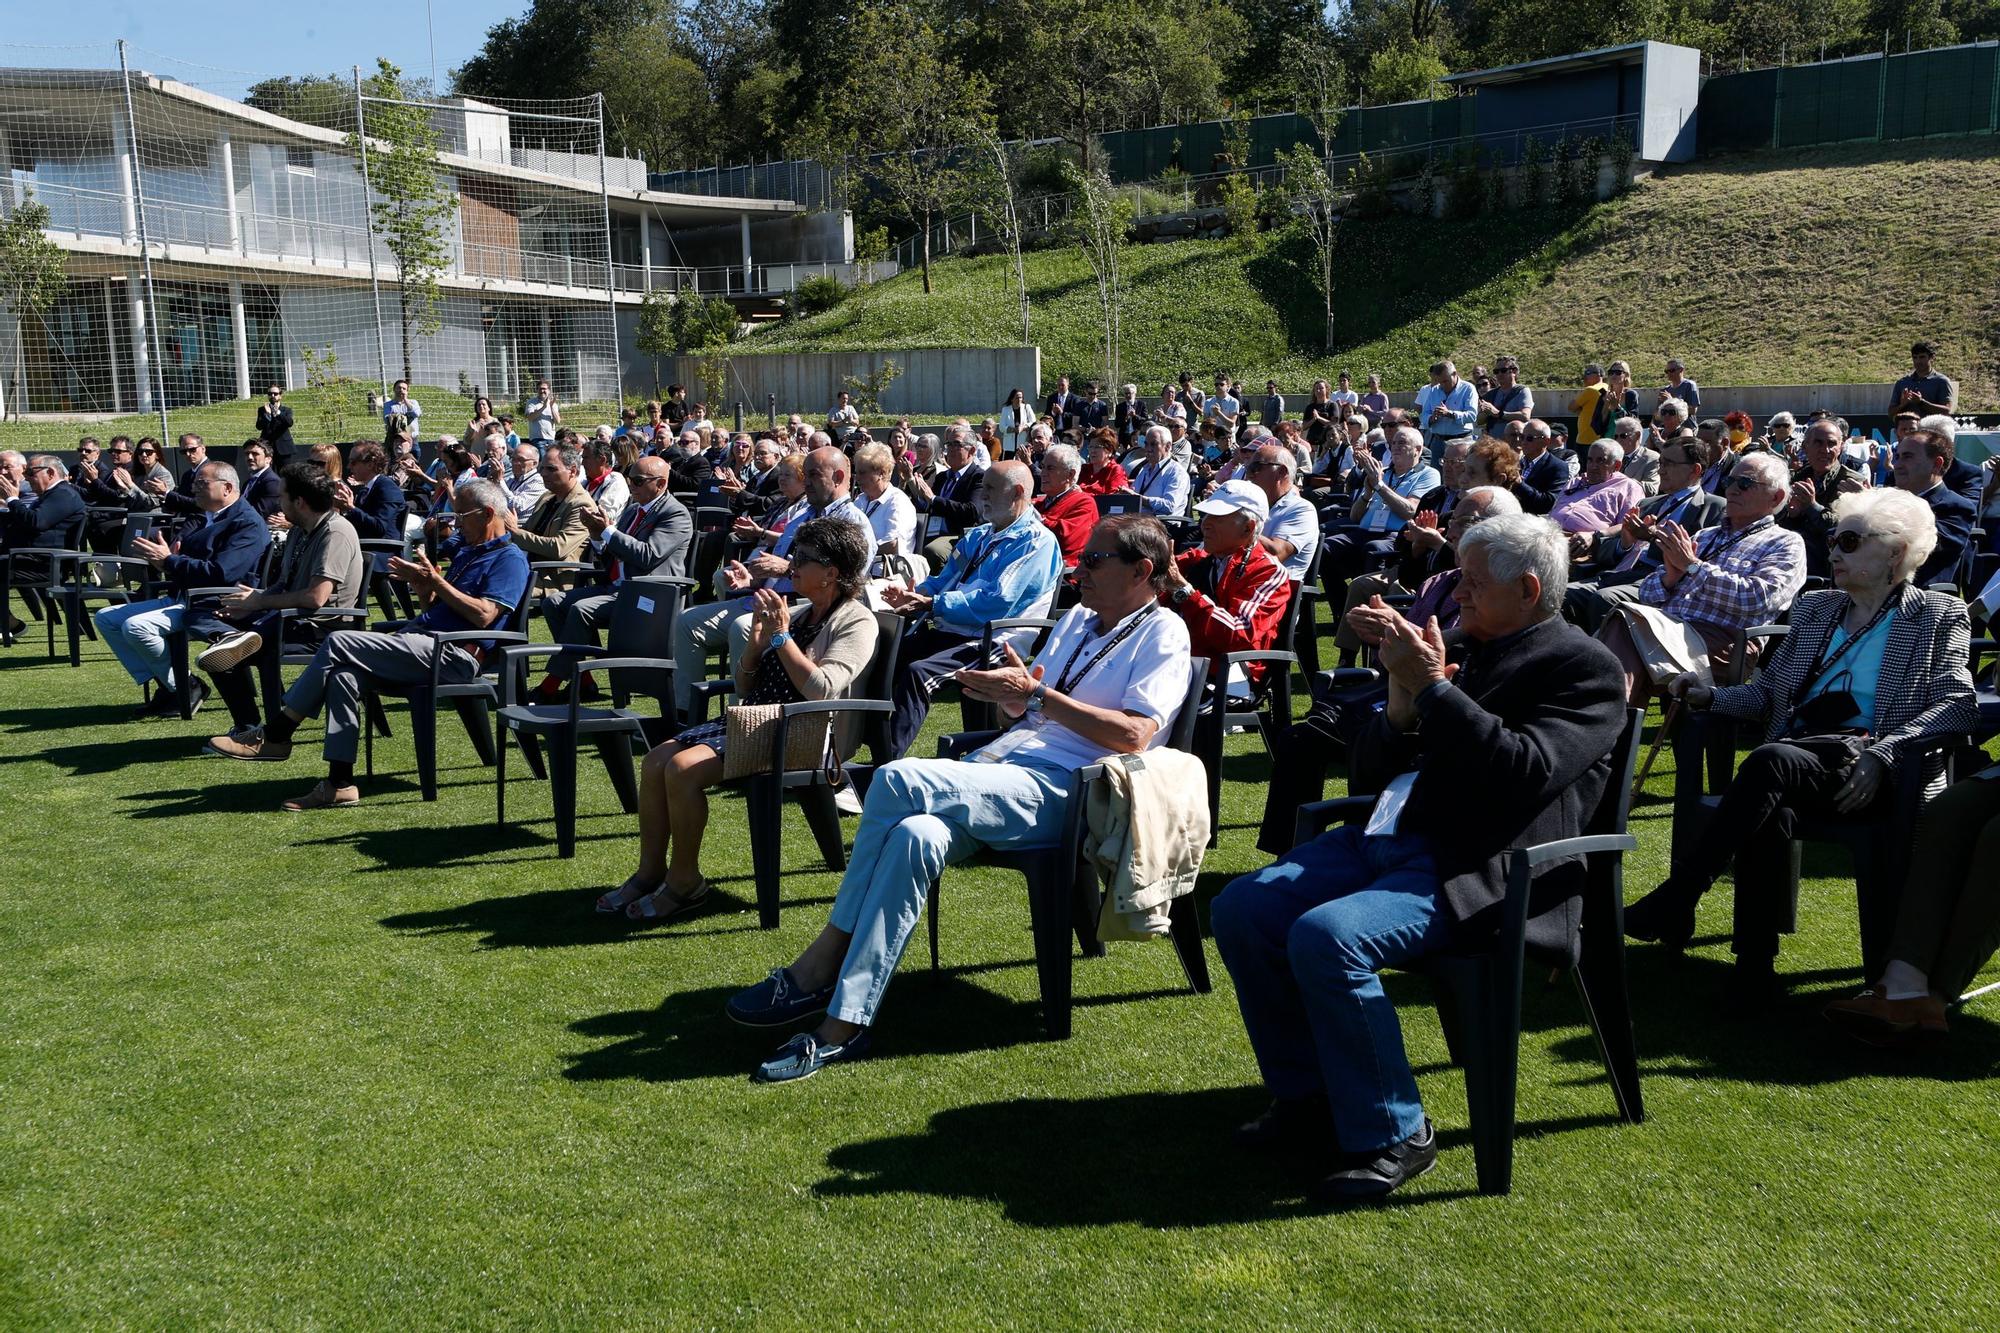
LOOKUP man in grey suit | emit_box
[1610,416,1660,496]
[1564,435,1727,633]
[539,455,692,653]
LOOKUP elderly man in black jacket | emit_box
[1213,513,1626,1202]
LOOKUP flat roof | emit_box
[1443,41,1693,87]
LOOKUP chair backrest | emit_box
[604,576,689,702]
[1165,657,1211,752]
[1587,708,1647,837]
[1095,492,1142,517]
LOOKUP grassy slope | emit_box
[1,607,1997,1327]
[746,137,2000,409]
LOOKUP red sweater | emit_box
[1170,544,1293,685]
[1080,460,1129,495]
[1035,485,1099,567]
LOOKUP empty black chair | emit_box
[357,537,415,620]
[1,518,87,656]
[49,514,171,667]
[1291,707,1647,1196]
[1094,493,1143,517]
[924,659,1212,1040]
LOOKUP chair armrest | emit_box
[779,699,894,718]
[274,606,369,623]
[182,586,242,600]
[374,618,412,632]
[1743,623,1790,643]
[1293,796,1374,847]
[495,643,610,705]
[1505,833,1638,873]
[530,561,594,576]
[1314,667,1383,692]
[430,629,524,646]
[938,729,1004,758]
[1223,650,1299,667]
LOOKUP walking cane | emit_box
[1632,695,1681,799]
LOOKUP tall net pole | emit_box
[594,93,622,403]
[116,40,171,453]
[352,65,391,397]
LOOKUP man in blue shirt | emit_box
[1122,425,1192,516]
[1888,340,1957,416]
[205,477,532,811]
[96,461,269,716]
[877,460,1064,759]
[1411,359,1477,461]
[1658,358,1700,415]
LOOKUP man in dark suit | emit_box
[1213,513,1625,1202]
[255,385,296,461]
[1562,436,1729,634]
[661,428,714,492]
[1779,419,1869,579]
[1511,420,1571,513]
[537,457,693,665]
[333,442,408,543]
[1,455,88,637]
[1043,376,1076,434]
[912,425,985,570]
[240,441,285,519]
[1893,426,1975,587]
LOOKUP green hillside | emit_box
[745,137,2000,410]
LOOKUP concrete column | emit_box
[113,117,139,245]
[229,279,251,399]
[127,267,153,412]
[539,307,553,384]
[740,213,753,289]
[102,279,124,411]
[640,212,652,289]
[216,130,241,254]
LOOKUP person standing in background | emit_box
[256,385,295,461]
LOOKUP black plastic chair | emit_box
[957,616,1059,733]
[253,605,376,723]
[924,659,1212,1040]
[1292,707,1647,1196]
[150,540,280,719]
[1972,633,2000,747]
[687,607,905,927]
[49,515,172,667]
[1290,543,1325,679]
[359,594,534,801]
[1196,643,1298,848]
[1,519,86,655]
[1093,493,1143,516]
[357,537,415,621]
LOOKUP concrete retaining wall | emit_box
[1382,383,1928,420]
[658,347,1042,419]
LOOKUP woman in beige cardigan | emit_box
[604,517,880,920]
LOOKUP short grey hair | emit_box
[1144,424,1171,450]
[1656,397,1688,419]
[1732,450,1790,495]
[1388,425,1424,455]
[1588,440,1626,466]
[1042,443,1081,477]
[204,461,241,492]
[1459,513,1569,618]
[1458,485,1521,517]
[852,442,894,474]
[1612,416,1643,440]
[549,445,583,475]
[944,422,972,448]
[454,478,508,514]
[28,454,68,480]
[1917,413,1957,445]
[1832,487,1937,584]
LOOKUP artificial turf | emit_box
[1,606,1996,1328]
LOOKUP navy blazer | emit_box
[162,497,269,596]
[1943,456,1985,513]
[3,480,87,552]
[1514,451,1571,514]
[922,464,986,535]
[242,466,285,519]
[1918,482,1976,587]
[345,473,408,541]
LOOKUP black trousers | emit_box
[204,612,324,729]
[884,626,991,761]
[1684,737,1877,962]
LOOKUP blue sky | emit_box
[3,0,526,100]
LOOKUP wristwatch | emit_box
[770,630,793,650]
[1170,584,1193,606]
[1025,681,1048,713]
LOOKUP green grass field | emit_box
[746,137,2000,410]
[2,598,1997,1327]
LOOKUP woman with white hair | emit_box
[1626,487,1976,1004]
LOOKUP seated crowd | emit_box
[3,336,1996,1206]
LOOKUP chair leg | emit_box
[457,697,496,765]
[797,783,845,870]
[364,691,393,738]
[170,633,194,718]
[1200,706,1224,850]
[66,588,83,667]
[1572,936,1646,1125]
[1070,856,1105,959]
[597,732,639,815]
[410,689,439,801]
[1461,954,1523,1197]
[495,717,510,828]
[519,732,549,781]
[927,879,942,973]
[1167,894,1210,993]
[747,773,784,929]
[551,725,578,859]
[1026,852,1076,1040]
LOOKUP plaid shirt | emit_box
[1638,514,1805,631]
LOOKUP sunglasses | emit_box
[1724,476,1764,491]
[792,548,830,567]
[1078,549,1135,569]
[1826,531,1872,553]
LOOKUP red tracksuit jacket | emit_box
[1171,544,1293,685]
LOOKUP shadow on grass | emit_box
[0,730,207,775]
[562,971,1053,1085]
[816,1090,1621,1225]
[120,772,422,817]
[379,876,835,948]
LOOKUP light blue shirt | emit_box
[1127,456,1191,517]
[1265,487,1321,581]
[919,515,1063,637]
[1413,379,1478,439]
[771,495,872,595]
[1360,464,1440,532]
[1799,613,1893,730]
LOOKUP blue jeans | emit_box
[826,756,1071,1027]
[1211,825,1448,1154]
[93,596,183,688]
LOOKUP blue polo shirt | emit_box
[412,535,532,652]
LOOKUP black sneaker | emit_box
[1623,879,1698,951]
[134,690,181,719]
[1313,1118,1438,1203]
[1235,1096,1335,1154]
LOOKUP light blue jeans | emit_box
[93,596,183,688]
[827,756,1072,1027]
[1211,825,1448,1155]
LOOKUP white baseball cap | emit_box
[1194,479,1270,524]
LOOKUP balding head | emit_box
[803,446,850,508]
[981,459,1035,529]
[628,453,671,504]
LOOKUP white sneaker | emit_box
[833,783,864,816]
[196,629,263,673]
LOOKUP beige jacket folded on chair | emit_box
[1083,748,1211,942]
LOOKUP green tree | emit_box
[1363,41,1452,103]
[1063,164,1133,392]
[585,17,714,168]
[351,59,459,388]
[1275,143,1342,349]
[0,195,66,419]
[962,130,1032,343]
[242,74,357,131]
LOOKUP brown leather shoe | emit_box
[281,780,360,811]
[1823,987,1949,1044]
[205,729,291,762]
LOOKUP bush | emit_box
[1219,175,1260,238]
[1257,182,1294,231]
[1017,145,1077,198]
[789,274,849,319]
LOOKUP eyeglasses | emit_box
[1827,530,1872,553]
[1724,475,1764,491]
[1078,549,1135,569]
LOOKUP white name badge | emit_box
[1364,771,1418,838]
